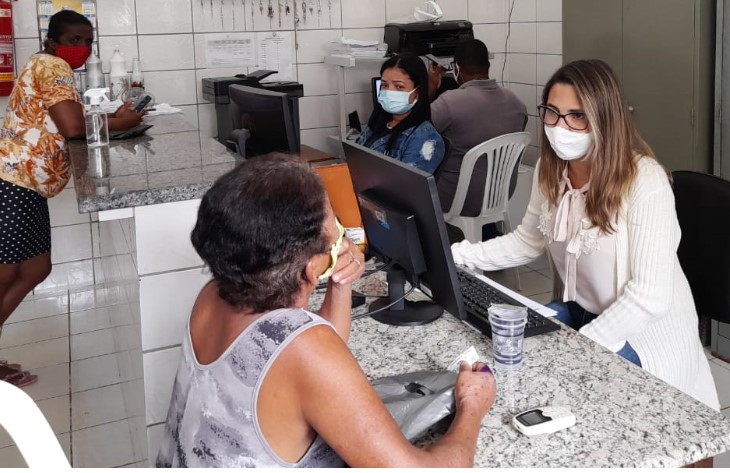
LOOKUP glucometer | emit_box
[511,406,576,436]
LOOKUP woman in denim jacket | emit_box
[357,54,445,174]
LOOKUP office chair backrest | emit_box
[672,171,730,324]
[0,380,70,468]
[433,135,452,180]
[444,132,531,221]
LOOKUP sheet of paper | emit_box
[144,104,182,116]
[339,38,380,47]
[255,31,294,81]
[205,33,256,69]
[447,346,481,371]
[474,273,558,318]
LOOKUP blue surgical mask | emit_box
[378,89,417,115]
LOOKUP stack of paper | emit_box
[329,37,388,59]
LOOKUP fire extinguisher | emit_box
[0,1,13,97]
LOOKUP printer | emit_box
[384,20,474,58]
[202,70,304,149]
[383,20,473,97]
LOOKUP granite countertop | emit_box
[310,270,730,468]
[67,115,240,213]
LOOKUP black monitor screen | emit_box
[371,77,382,107]
[228,84,300,158]
[344,141,465,321]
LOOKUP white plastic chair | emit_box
[0,380,71,468]
[444,132,531,290]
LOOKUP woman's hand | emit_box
[454,361,497,418]
[110,100,133,118]
[108,105,144,131]
[330,238,365,286]
[318,238,364,341]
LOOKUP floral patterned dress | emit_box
[0,53,81,264]
[0,52,82,198]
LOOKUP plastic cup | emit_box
[488,304,528,370]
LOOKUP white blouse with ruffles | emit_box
[451,158,719,409]
[543,168,617,315]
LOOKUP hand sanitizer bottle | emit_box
[84,88,110,147]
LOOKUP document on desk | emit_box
[473,273,558,317]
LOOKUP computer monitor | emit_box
[371,77,382,107]
[343,141,466,325]
[227,84,301,158]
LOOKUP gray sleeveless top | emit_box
[156,308,345,468]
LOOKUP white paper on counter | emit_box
[474,273,558,318]
[145,103,182,116]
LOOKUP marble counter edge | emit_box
[76,183,212,213]
[66,115,240,214]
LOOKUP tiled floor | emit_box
[1,250,730,467]
[0,255,147,468]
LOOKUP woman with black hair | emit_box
[356,54,445,173]
[0,10,144,387]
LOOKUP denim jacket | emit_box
[356,121,445,174]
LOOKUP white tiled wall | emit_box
[502,0,563,165]
[9,0,562,161]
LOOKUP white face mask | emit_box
[543,125,593,161]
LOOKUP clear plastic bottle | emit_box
[131,57,144,89]
[85,53,104,90]
[108,47,129,101]
[84,88,109,148]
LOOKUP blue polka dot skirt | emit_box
[0,179,51,264]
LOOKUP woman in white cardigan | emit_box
[452,59,719,410]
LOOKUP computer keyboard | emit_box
[456,268,560,338]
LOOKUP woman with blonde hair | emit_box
[452,59,719,409]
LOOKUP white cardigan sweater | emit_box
[452,158,720,410]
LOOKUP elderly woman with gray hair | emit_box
[156,154,496,468]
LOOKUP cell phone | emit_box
[133,94,152,113]
[511,406,576,436]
